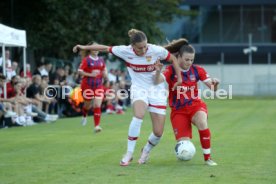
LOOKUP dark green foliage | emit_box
[0,0,183,59]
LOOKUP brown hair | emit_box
[0,74,6,80]
[128,29,147,45]
[165,38,195,56]
[80,41,97,59]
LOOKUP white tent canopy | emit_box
[0,23,27,98]
[0,23,27,47]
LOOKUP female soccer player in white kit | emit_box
[73,29,182,166]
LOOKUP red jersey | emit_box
[0,82,15,98]
[163,64,210,111]
[78,55,106,89]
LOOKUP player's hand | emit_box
[154,60,163,71]
[210,78,219,91]
[73,45,81,53]
[211,78,220,86]
[172,79,182,91]
[90,70,100,77]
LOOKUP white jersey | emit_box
[109,44,171,89]
[0,58,12,67]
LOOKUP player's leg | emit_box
[92,95,103,133]
[171,111,192,142]
[120,85,148,166]
[138,111,165,164]
[81,100,92,126]
[138,86,167,164]
[120,100,147,166]
[81,85,93,126]
[191,104,217,166]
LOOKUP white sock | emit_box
[127,117,143,153]
[143,132,162,153]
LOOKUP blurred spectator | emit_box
[20,63,32,79]
[0,50,12,67]
[51,67,66,85]
[11,61,18,78]
[64,65,77,87]
[26,75,52,110]
[0,50,14,80]
[108,69,117,82]
[33,58,48,76]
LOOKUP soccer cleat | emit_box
[94,126,102,133]
[120,153,133,166]
[138,148,150,164]
[81,117,87,126]
[205,159,218,166]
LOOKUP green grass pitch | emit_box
[0,98,276,184]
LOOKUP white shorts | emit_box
[130,84,168,115]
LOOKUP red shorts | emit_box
[81,84,104,101]
[170,100,208,140]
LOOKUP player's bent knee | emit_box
[195,121,208,130]
[153,130,163,137]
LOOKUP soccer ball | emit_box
[175,140,196,161]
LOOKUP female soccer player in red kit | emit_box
[78,45,108,133]
[155,38,219,166]
[73,29,182,166]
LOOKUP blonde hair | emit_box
[128,29,147,45]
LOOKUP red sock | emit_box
[93,107,101,127]
[199,128,211,161]
[82,106,89,117]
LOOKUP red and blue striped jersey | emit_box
[78,55,106,89]
[162,64,210,110]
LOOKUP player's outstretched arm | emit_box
[73,44,110,53]
[154,60,164,85]
[168,54,182,91]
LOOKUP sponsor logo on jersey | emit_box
[126,63,155,72]
[178,86,195,92]
[147,65,155,71]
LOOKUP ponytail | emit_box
[165,38,194,56]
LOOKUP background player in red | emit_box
[154,38,219,166]
[73,29,182,166]
[78,43,108,133]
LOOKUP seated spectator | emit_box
[26,75,53,111]
[33,60,48,76]
[20,63,32,79]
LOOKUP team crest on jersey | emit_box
[146,56,152,62]
[190,74,196,81]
